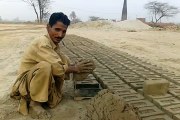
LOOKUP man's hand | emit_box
[75,59,95,73]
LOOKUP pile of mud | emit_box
[112,20,151,30]
[70,20,112,29]
[70,20,151,31]
[82,89,141,120]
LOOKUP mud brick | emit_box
[143,80,170,95]
[175,80,180,85]
[133,69,149,73]
[153,97,180,108]
[142,115,173,120]
[107,84,131,90]
[163,104,180,117]
[169,89,180,96]
[98,74,118,78]
[177,96,180,99]
[145,74,161,78]
[121,74,139,77]
[115,71,131,75]
[121,74,139,78]
[148,77,166,81]
[118,94,144,102]
[138,106,164,118]
[124,78,145,83]
[94,71,113,75]
[99,77,122,83]
[169,83,180,90]
[128,100,154,108]
[130,82,144,90]
[145,94,172,102]
[174,114,180,120]
[138,89,144,95]
[113,89,137,95]
[103,80,124,85]
[172,76,180,80]
[104,83,124,89]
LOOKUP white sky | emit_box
[0,0,180,23]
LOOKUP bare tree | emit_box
[22,0,50,23]
[89,16,100,21]
[37,0,50,23]
[69,11,81,24]
[70,11,77,21]
[145,1,179,23]
[22,0,39,22]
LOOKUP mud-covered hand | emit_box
[75,59,95,73]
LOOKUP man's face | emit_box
[47,21,68,45]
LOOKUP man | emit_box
[10,12,95,119]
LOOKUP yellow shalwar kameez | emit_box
[10,34,70,115]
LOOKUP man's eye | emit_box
[55,28,61,31]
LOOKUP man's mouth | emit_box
[55,37,62,41]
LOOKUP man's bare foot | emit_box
[29,101,51,119]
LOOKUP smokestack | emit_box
[121,0,127,21]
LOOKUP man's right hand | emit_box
[75,59,95,73]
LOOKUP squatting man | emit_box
[10,12,95,118]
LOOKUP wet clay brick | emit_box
[130,82,144,90]
[124,77,145,83]
[113,89,137,95]
[169,83,180,90]
[118,94,144,102]
[145,94,172,102]
[128,100,154,108]
[163,104,180,117]
[103,80,124,85]
[143,80,170,95]
[153,97,180,108]
[142,115,173,120]
[138,106,164,118]
[108,84,131,90]
[174,114,180,120]
[169,89,180,96]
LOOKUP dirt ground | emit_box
[69,28,180,74]
[0,23,180,119]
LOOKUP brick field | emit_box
[62,34,180,120]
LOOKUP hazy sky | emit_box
[0,0,180,23]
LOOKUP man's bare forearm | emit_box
[65,65,78,73]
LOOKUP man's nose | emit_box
[58,31,63,37]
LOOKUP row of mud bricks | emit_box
[62,35,180,120]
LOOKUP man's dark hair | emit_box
[48,12,70,27]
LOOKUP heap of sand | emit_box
[70,20,151,31]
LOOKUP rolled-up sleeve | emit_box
[35,44,68,77]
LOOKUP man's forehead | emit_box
[52,21,68,28]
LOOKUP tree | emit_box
[70,11,77,21]
[89,16,100,21]
[0,16,2,21]
[22,0,50,23]
[145,1,179,24]
[69,11,81,24]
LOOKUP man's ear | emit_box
[47,24,50,29]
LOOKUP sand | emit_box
[0,22,180,119]
[70,20,151,30]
